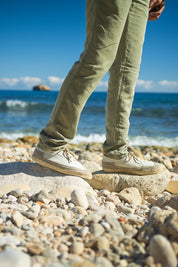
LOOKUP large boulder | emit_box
[0,162,94,197]
[33,84,50,91]
[89,170,170,196]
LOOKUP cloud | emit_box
[158,80,178,88]
[19,77,42,88]
[0,78,19,86]
[48,76,64,85]
[0,77,42,89]
[136,79,153,89]
[97,80,108,87]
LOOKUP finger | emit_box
[148,5,165,20]
[149,0,162,10]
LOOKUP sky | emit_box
[0,0,178,92]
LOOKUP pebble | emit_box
[150,234,177,267]
[94,257,113,267]
[0,248,31,267]
[89,223,105,238]
[11,211,24,228]
[71,189,89,209]
[21,211,38,220]
[94,236,110,250]
[79,226,89,237]
[70,241,84,255]
[26,241,44,255]
[40,216,64,226]
[0,139,177,267]
[118,205,135,214]
[0,235,21,247]
[118,187,142,206]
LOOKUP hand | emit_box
[148,0,165,21]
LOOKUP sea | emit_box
[0,90,178,147]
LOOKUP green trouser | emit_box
[39,0,149,159]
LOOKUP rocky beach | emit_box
[0,136,177,267]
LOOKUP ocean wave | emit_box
[73,134,106,144]
[0,132,38,140]
[0,100,52,112]
[73,134,178,147]
[0,131,177,147]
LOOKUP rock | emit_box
[18,136,39,145]
[8,189,24,198]
[118,187,142,206]
[82,161,101,173]
[0,162,94,195]
[166,173,178,194]
[117,205,134,214]
[30,203,41,215]
[71,189,89,209]
[44,263,65,267]
[33,84,50,91]
[21,211,38,220]
[79,226,89,237]
[27,241,44,255]
[86,193,100,211]
[89,223,105,238]
[159,212,178,241]
[172,164,178,174]
[105,215,125,239]
[94,257,113,267]
[150,234,177,267]
[71,261,96,267]
[31,189,49,202]
[89,172,121,192]
[0,248,31,267]
[89,170,170,196]
[0,183,30,196]
[72,206,87,216]
[106,194,121,207]
[70,241,84,255]
[0,236,21,247]
[94,236,110,250]
[152,195,178,211]
[119,237,145,258]
[11,211,24,227]
[40,216,64,226]
[86,142,103,152]
[163,159,172,169]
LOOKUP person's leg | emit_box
[38,0,132,151]
[33,0,133,178]
[102,0,165,174]
[103,0,149,159]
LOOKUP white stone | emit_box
[70,241,84,255]
[11,211,24,228]
[0,183,30,196]
[118,187,142,206]
[0,162,94,195]
[0,236,21,247]
[30,203,41,215]
[71,189,89,209]
[150,234,177,267]
[0,248,31,267]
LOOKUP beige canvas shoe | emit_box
[32,147,92,180]
[102,154,165,175]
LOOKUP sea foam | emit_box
[0,131,177,147]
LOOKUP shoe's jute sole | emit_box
[102,162,165,176]
[32,152,92,180]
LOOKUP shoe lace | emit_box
[126,152,141,164]
[62,148,75,162]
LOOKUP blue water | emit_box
[0,90,177,146]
